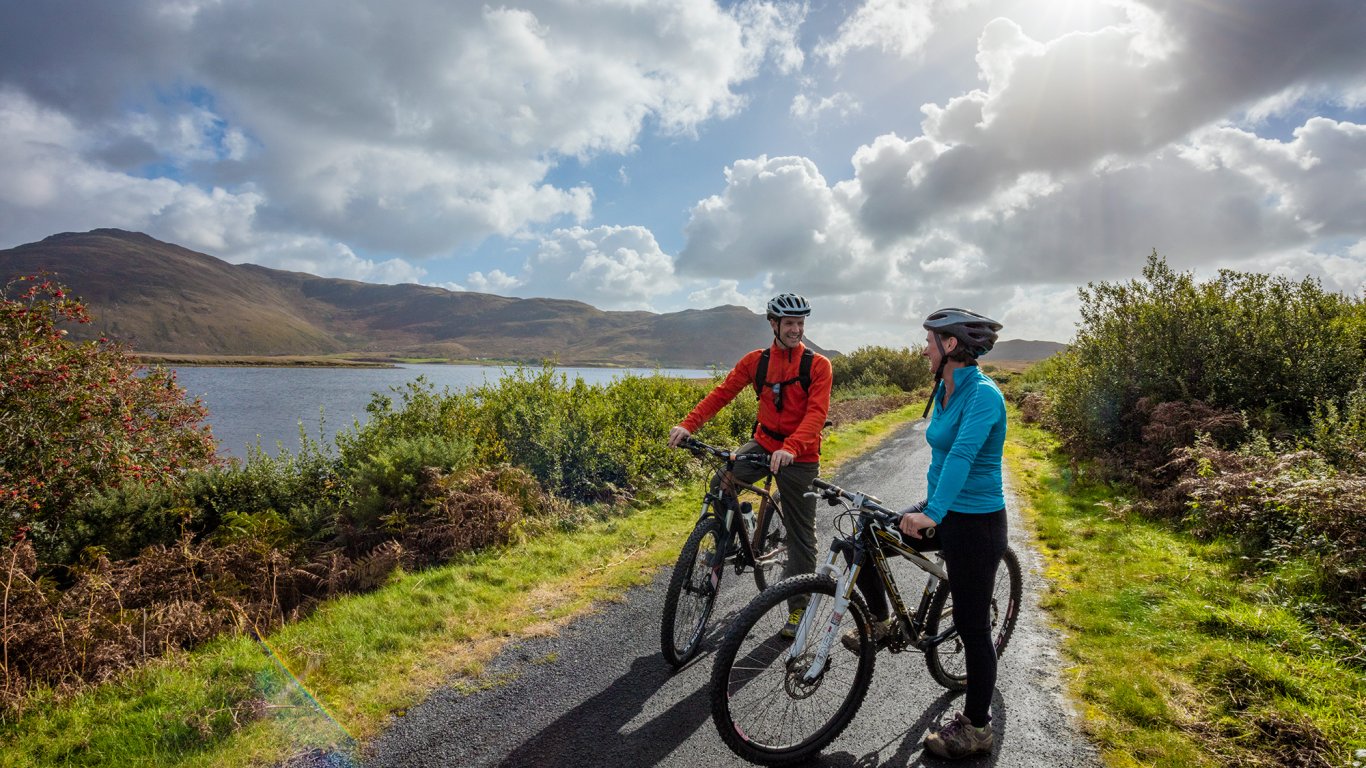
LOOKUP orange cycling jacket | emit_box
[680,342,833,463]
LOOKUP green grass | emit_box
[0,404,922,768]
[1006,415,1366,768]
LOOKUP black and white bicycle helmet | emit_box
[766,293,811,319]
[923,307,1002,358]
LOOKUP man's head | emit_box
[766,293,810,349]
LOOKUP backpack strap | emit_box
[752,348,771,397]
[753,348,815,394]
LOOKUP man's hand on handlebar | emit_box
[667,426,691,449]
[769,449,795,474]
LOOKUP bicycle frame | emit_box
[691,446,780,570]
[787,492,949,682]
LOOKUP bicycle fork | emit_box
[785,550,854,682]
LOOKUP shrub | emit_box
[1044,253,1365,471]
[0,277,218,564]
[831,345,931,393]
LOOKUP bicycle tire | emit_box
[710,574,876,765]
[751,492,788,592]
[923,545,1023,691]
[661,517,726,668]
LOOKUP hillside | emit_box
[0,230,830,368]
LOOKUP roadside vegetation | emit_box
[1,277,930,765]
[1002,253,1365,767]
[13,252,1359,767]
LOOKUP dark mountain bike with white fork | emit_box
[660,437,789,668]
[709,477,1023,766]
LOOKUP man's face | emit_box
[771,316,805,348]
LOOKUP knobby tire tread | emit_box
[660,518,724,668]
[710,574,877,765]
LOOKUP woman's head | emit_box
[921,308,1002,364]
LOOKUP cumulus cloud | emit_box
[518,225,678,309]
[848,0,1366,242]
[466,269,524,295]
[677,155,891,294]
[0,89,265,254]
[0,0,806,260]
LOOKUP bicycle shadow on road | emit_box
[493,651,716,768]
[815,689,1007,768]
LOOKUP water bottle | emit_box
[740,501,756,541]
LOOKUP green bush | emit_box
[1,277,218,564]
[831,345,931,393]
[65,435,347,565]
[1045,253,1366,469]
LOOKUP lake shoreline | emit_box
[134,353,702,370]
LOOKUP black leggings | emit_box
[854,509,1008,728]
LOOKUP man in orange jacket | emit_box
[668,292,832,637]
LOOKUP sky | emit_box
[2,0,1365,351]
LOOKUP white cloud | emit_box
[677,155,890,294]
[0,89,266,254]
[790,91,860,123]
[0,0,806,259]
[520,225,678,309]
[233,236,427,284]
[466,269,523,295]
[817,0,937,64]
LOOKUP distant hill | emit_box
[0,229,835,368]
[991,338,1067,362]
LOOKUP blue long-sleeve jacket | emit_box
[923,365,1006,523]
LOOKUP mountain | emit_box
[991,338,1067,362]
[0,229,834,368]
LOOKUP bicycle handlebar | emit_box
[678,437,771,467]
[810,477,936,538]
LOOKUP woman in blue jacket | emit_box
[846,307,1008,759]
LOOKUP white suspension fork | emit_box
[786,550,854,683]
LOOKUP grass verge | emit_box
[1006,414,1366,768]
[0,404,923,768]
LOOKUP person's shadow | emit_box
[497,628,1009,768]
[493,651,713,767]
[816,689,1009,768]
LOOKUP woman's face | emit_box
[923,330,955,367]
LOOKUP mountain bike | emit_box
[709,477,1023,765]
[660,437,790,668]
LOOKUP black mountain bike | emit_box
[660,437,789,668]
[709,477,1023,765]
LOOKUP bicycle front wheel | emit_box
[923,545,1023,691]
[710,574,876,765]
[661,518,726,668]
[751,493,788,592]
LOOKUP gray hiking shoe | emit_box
[924,712,994,759]
[840,617,893,654]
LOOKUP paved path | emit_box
[365,420,1102,767]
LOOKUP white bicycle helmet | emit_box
[766,293,811,319]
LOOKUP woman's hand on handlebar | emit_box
[667,426,691,448]
[899,511,936,539]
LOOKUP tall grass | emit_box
[1008,415,1366,768]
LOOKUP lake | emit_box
[170,364,715,458]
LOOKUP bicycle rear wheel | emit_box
[710,574,876,765]
[923,545,1023,690]
[751,493,788,592]
[661,517,726,668]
